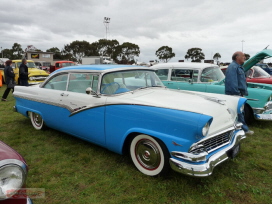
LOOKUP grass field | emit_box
[0,87,271,204]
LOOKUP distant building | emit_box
[25,51,54,65]
[0,58,10,65]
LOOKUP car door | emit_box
[57,73,107,145]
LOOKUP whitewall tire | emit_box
[130,134,170,176]
[30,112,46,130]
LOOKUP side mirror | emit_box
[86,87,100,97]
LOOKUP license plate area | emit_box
[227,143,240,159]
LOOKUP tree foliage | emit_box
[185,48,205,62]
[116,42,140,64]
[155,46,175,63]
[92,39,119,58]
[62,40,94,63]
[244,53,250,60]
[213,53,221,61]
[11,43,24,59]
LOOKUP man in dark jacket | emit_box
[19,59,29,86]
[225,51,254,135]
[1,60,15,101]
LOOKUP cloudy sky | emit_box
[1,0,272,63]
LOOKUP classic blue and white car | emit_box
[13,65,246,177]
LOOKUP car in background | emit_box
[34,61,51,72]
[255,63,272,75]
[49,61,75,73]
[0,141,32,203]
[153,49,272,123]
[2,60,49,85]
[13,65,246,177]
[221,65,272,85]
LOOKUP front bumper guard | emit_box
[169,130,245,177]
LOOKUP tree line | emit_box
[1,40,251,64]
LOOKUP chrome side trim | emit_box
[169,130,245,177]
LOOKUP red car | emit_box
[221,66,272,84]
[0,141,32,204]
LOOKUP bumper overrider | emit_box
[169,129,246,177]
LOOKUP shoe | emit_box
[1,98,7,102]
[245,130,254,135]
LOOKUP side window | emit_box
[43,74,68,91]
[155,69,169,80]
[67,73,98,93]
[56,63,59,68]
[246,69,253,78]
[171,69,198,82]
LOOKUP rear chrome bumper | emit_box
[169,130,245,177]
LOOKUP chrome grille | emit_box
[190,130,233,154]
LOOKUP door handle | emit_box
[167,82,173,84]
[60,93,69,96]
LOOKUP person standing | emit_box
[1,60,15,101]
[225,51,254,135]
[19,59,29,86]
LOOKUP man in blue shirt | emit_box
[225,51,254,135]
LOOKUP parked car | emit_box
[13,65,247,177]
[2,60,49,85]
[0,141,32,203]
[49,61,75,73]
[152,50,272,123]
[221,65,272,84]
[255,63,272,75]
[34,61,51,72]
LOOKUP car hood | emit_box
[106,88,242,136]
[28,68,49,76]
[243,49,272,71]
[0,141,26,162]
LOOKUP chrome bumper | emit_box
[169,130,245,177]
[255,113,272,121]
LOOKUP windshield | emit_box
[17,62,36,68]
[256,64,269,69]
[62,63,74,67]
[101,70,164,95]
[201,67,225,82]
[247,66,271,78]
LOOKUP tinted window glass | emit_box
[67,73,98,93]
[155,69,169,80]
[43,74,68,90]
[101,70,163,95]
[201,67,224,82]
[171,69,198,82]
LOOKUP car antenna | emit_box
[263,45,269,49]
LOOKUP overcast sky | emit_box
[1,0,272,63]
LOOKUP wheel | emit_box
[30,112,46,130]
[130,134,170,176]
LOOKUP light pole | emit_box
[103,17,110,40]
[0,47,2,59]
[241,40,245,52]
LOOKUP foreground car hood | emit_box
[107,88,241,136]
[0,141,26,162]
[244,49,272,71]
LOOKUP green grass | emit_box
[0,87,272,204]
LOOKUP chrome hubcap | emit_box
[135,139,161,170]
[33,113,42,127]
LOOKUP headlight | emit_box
[202,122,210,137]
[240,104,244,113]
[0,165,26,200]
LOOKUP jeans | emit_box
[20,79,29,86]
[238,113,249,132]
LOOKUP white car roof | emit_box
[152,62,219,69]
